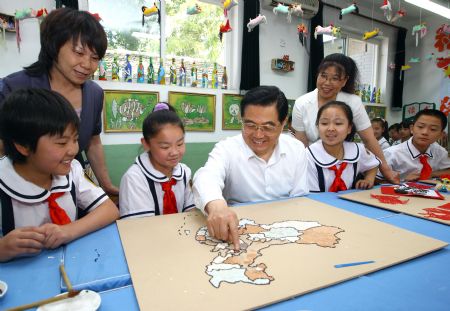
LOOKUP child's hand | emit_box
[0,227,46,262]
[355,179,375,190]
[40,223,73,249]
[405,171,420,181]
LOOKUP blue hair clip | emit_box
[153,102,169,112]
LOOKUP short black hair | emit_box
[317,53,359,94]
[413,109,447,131]
[0,88,79,163]
[371,117,389,140]
[142,104,184,141]
[388,123,401,131]
[240,85,288,123]
[316,100,356,141]
[400,120,412,129]
[25,8,107,76]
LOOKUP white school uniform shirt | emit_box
[378,137,391,150]
[0,157,107,237]
[382,137,450,180]
[291,89,372,144]
[119,152,195,218]
[307,141,380,192]
[193,134,309,213]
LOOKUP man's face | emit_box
[241,103,285,161]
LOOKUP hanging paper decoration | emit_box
[425,53,435,61]
[186,3,202,15]
[297,23,308,46]
[219,18,232,42]
[223,0,238,17]
[362,28,380,40]
[14,8,48,52]
[439,96,450,116]
[314,24,341,41]
[390,9,406,23]
[247,14,267,32]
[142,3,160,26]
[388,63,396,70]
[434,24,450,52]
[401,65,411,70]
[273,3,292,23]
[380,0,392,21]
[408,57,420,63]
[436,57,450,77]
[339,3,358,20]
[412,23,427,47]
[290,4,304,17]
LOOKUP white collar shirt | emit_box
[307,141,380,192]
[291,89,372,144]
[378,137,391,150]
[193,134,309,212]
[383,137,450,180]
[119,152,195,218]
[0,157,107,236]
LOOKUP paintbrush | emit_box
[6,264,80,311]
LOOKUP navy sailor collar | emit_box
[308,140,360,168]
[406,137,433,159]
[135,152,185,182]
[0,156,72,203]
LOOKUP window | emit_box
[88,0,226,86]
[324,34,379,93]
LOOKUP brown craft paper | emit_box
[117,197,447,311]
[340,188,450,226]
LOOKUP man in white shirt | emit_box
[193,86,309,250]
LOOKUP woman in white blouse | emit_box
[292,53,398,183]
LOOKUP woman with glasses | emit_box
[291,53,399,184]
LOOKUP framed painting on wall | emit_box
[169,91,216,131]
[222,94,243,130]
[402,102,435,122]
[103,90,159,132]
[365,104,387,120]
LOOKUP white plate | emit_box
[0,280,7,298]
[37,290,101,311]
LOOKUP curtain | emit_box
[391,28,407,109]
[307,0,324,92]
[240,0,260,91]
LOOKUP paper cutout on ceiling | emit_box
[187,3,202,15]
[363,28,380,40]
[380,0,392,21]
[141,3,160,26]
[390,8,406,23]
[339,3,358,20]
[247,14,267,32]
[297,23,308,46]
[219,18,232,41]
[434,24,450,52]
[314,24,341,42]
[273,3,292,23]
[412,23,427,47]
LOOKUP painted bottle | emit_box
[123,54,132,83]
[147,57,155,84]
[179,58,186,87]
[111,55,120,81]
[191,61,197,87]
[157,58,166,85]
[221,66,228,89]
[170,58,177,85]
[211,62,218,89]
[137,55,145,83]
[98,59,107,81]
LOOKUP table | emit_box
[1,190,449,310]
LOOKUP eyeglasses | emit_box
[318,72,345,84]
[242,122,280,134]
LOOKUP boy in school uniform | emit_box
[193,86,309,250]
[382,109,450,181]
[0,89,119,262]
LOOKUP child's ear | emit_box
[141,137,150,151]
[13,143,31,157]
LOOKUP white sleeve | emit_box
[72,160,108,213]
[291,98,306,132]
[289,143,310,196]
[357,144,381,173]
[306,154,320,192]
[119,166,155,218]
[182,166,196,212]
[435,146,450,170]
[349,96,371,131]
[193,141,229,214]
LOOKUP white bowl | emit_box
[0,280,7,298]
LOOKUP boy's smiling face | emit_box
[411,115,444,152]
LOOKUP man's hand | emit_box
[380,165,400,184]
[0,227,46,262]
[405,171,420,182]
[205,200,240,251]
